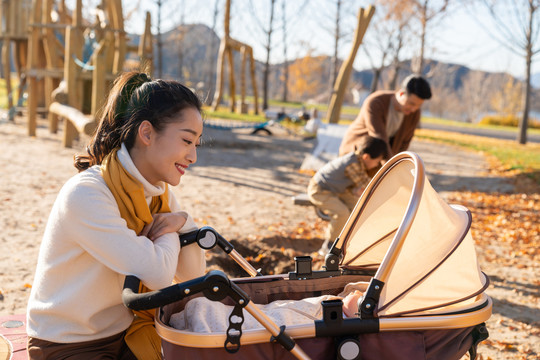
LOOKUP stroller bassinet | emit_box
[123,152,491,360]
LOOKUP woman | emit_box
[26,71,206,359]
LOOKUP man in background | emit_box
[339,74,432,162]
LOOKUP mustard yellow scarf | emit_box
[101,148,169,360]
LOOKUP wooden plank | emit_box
[50,102,97,135]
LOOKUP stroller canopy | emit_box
[339,152,488,317]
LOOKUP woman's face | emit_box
[136,107,203,186]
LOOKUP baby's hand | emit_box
[342,290,363,318]
[141,212,188,241]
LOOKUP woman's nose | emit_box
[187,146,197,164]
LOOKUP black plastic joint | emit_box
[360,278,384,319]
[270,325,295,351]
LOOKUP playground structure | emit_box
[0,0,32,120]
[212,0,259,115]
[325,6,375,124]
[1,0,153,147]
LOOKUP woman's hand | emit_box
[141,212,187,241]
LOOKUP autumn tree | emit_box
[472,0,539,144]
[490,76,524,120]
[287,53,326,101]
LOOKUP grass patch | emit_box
[422,116,540,136]
[415,128,540,186]
[0,76,21,109]
[203,106,267,123]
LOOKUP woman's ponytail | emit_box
[74,72,151,171]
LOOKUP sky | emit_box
[74,0,536,80]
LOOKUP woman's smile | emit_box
[176,163,187,175]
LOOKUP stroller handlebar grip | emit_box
[122,273,210,311]
[122,270,250,311]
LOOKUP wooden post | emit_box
[63,0,84,147]
[91,37,109,118]
[227,46,236,113]
[239,46,247,114]
[42,0,61,133]
[212,38,226,110]
[326,6,375,124]
[2,37,13,112]
[27,0,42,136]
[249,48,259,115]
[138,11,154,75]
[110,0,126,74]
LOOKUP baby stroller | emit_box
[123,151,491,360]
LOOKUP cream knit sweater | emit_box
[27,144,205,343]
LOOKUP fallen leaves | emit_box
[445,192,540,266]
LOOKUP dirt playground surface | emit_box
[0,115,538,359]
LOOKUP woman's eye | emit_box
[183,139,193,145]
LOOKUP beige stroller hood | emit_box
[338,151,489,317]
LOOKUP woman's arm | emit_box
[167,189,206,282]
[60,174,180,290]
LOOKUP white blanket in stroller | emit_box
[170,282,364,333]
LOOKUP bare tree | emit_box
[330,0,342,91]
[473,0,540,144]
[281,0,288,102]
[205,0,220,104]
[381,0,450,75]
[362,3,412,92]
[155,0,166,78]
[262,0,276,110]
[176,1,186,81]
[461,71,493,123]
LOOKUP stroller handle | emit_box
[122,270,250,311]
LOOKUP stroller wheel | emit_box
[337,338,361,360]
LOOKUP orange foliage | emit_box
[287,55,327,101]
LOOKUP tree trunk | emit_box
[205,0,219,105]
[156,0,163,78]
[281,0,288,102]
[330,0,342,94]
[518,1,534,145]
[262,0,276,111]
[370,67,381,93]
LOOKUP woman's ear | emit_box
[138,120,153,146]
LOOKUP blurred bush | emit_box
[479,114,540,129]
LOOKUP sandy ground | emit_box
[0,115,537,359]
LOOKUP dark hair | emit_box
[74,71,202,171]
[358,136,388,159]
[401,74,432,100]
